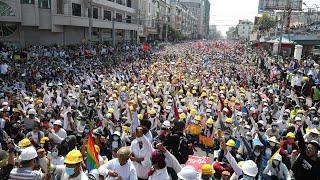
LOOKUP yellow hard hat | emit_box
[190,109,197,115]
[303,76,309,81]
[154,98,160,103]
[225,118,233,124]
[201,92,207,97]
[297,109,304,114]
[230,96,237,102]
[192,90,197,94]
[35,99,43,105]
[286,132,295,139]
[40,137,49,144]
[112,94,117,98]
[180,113,187,119]
[201,164,214,175]
[179,89,184,94]
[138,114,143,120]
[64,149,83,164]
[206,118,214,125]
[240,93,246,97]
[212,93,217,97]
[108,108,115,113]
[149,109,156,115]
[19,138,31,148]
[226,139,236,147]
[186,91,192,97]
[220,86,226,91]
[209,96,215,100]
[195,115,201,121]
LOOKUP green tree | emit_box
[257,13,276,32]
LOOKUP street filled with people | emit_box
[0,41,319,180]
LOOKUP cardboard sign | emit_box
[185,155,210,172]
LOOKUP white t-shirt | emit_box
[0,63,9,74]
[98,159,137,180]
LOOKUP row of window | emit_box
[21,0,51,8]
[72,3,131,23]
[21,0,131,9]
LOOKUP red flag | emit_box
[173,100,179,121]
[143,43,150,52]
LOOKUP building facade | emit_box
[236,20,253,40]
[179,0,210,38]
[0,0,139,46]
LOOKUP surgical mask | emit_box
[194,121,199,124]
[246,136,252,141]
[226,146,233,152]
[65,167,75,176]
[52,151,59,157]
[113,136,119,141]
[254,151,260,156]
[269,142,276,147]
[207,125,212,128]
[266,115,270,119]
[225,135,230,139]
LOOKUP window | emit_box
[72,3,81,16]
[56,0,63,14]
[0,2,15,16]
[116,0,122,5]
[21,0,34,4]
[93,7,98,19]
[104,10,111,21]
[127,0,131,7]
[0,23,18,37]
[126,15,131,23]
[116,13,122,22]
[39,0,51,8]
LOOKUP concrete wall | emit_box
[21,4,40,26]
[39,9,52,29]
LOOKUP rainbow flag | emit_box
[86,131,100,172]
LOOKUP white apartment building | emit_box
[0,0,139,47]
[236,20,253,40]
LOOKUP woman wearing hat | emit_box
[262,154,291,180]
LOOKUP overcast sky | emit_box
[209,0,320,36]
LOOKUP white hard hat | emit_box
[2,102,8,106]
[167,99,173,103]
[178,108,183,113]
[88,169,99,180]
[273,154,282,161]
[166,106,171,110]
[19,146,37,161]
[194,102,199,106]
[162,120,171,128]
[295,116,302,121]
[28,109,37,115]
[206,109,212,113]
[242,160,258,177]
[177,166,198,180]
[53,120,62,127]
[113,131,121,137]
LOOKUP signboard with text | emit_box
[259,0,302,13]
[185,155,210,172]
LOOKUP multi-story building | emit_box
[0,0,139,46]
[258,0,302,13]
[179,0,210,38]
[169,0,197,39]
[236,20,253,40]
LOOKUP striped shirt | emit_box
[9,167,43,180]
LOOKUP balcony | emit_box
[92,0,135,14]
[52,14,139,30]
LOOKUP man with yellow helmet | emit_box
[201,164,215,180]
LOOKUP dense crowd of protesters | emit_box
[0,40,319,180]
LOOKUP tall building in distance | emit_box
[179,0,210,38]
[258,0,302,13]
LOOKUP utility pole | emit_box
[165,5,168,42]
[88,0,93,49]
[112,17,116,47]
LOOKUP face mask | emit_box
[194,121,199,125]
[207,125,212,128]
[246,136,252,141]
[266,116,270,119]
[272,126,277,131]
[226,146,233,152]
[52,151,59,157]
[65,167,75,176]
[269,142,276,147]
[225,135,230,139]
[254,151,260,156]
[113,136,119,141]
